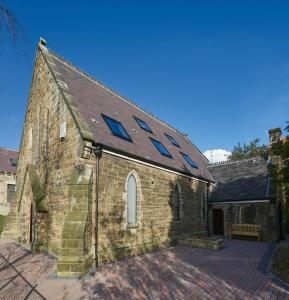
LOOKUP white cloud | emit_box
[203,149,231,163]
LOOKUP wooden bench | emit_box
[229,224,261,242]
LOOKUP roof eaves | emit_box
[96,142,214,183]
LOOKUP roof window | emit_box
[181,152,198,169]
[165,133,180,147]
[9,159,18,167]
[102,114,132,142]
[150,138,172,158]
[134,116,153,133]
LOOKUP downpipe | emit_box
[94,145,102,268]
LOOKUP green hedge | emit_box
[0,215,6,236]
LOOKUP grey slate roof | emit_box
[0,148,18,174]
[40,45,213,182]
[207,157,275,203]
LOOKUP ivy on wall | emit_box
[270,133,289,232]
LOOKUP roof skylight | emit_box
[181,152,198,169]
[9,159,18,167]
[102,114,132,142]
[165,133,180,147]
[150,138,172,158]
[134,116,153,133]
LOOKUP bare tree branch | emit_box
[0,1,26,46]
[0,1,32,65]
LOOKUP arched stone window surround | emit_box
[173,182,183,222]
[123,170,143,229]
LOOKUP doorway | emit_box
[29,203,33,244]
[213,209,224,235]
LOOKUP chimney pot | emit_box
[268,127,282,145]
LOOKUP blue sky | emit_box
[0,1,289,154]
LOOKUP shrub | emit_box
[0,215,6,236]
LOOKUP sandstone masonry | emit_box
[3,39,212,276]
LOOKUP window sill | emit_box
[126,223,140,229]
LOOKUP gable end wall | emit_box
[2,49,86,254]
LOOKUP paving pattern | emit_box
[0,240,88,300]
[0,239,289,299]
[0,249,46,300]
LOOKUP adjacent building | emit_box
[3,39,213,276]
[0,148,18,216]
[207,129,285,242]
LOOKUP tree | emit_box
[228,138,268,161]
[284,121,289,133]
[0,1,25,45]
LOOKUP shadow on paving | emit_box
[0,240,90,300]
[0,240,54,299]
[1,239,289,300]
[83,240,289,300]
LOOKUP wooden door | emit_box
[213,209,224,235]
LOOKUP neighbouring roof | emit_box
[39,44,213,182]
[0,148,18,174]
[207,157,275,203]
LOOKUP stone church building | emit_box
[0,148,18,216]
[3,39,213,276]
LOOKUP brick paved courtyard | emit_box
[0,239,289,299]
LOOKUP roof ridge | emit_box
[0,147,19,153]
[207,156,265,167]
[46,48,207,160]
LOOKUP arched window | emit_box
[127,174,137,224]
[174,185,180,221]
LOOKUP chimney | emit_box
[268,127,282,145]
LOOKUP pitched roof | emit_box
[39,44,213,182]
[0,148,18,174]
[207,157,275,203]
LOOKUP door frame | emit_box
[213,208,224,235]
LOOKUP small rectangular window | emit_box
[9,159,18,167]
[181,152,198,169]
[102,114,132,142]
[133,116,153,133]
[150,138,172,158]
[165,133,180,147]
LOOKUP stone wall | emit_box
[2,49,84,256]
[208,202,279,241]
[96,152,208,264]
[0,172,16,216]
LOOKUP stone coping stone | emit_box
[177,236,224,250]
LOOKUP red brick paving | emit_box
[0,240,88,300]
[0,239,288,299]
